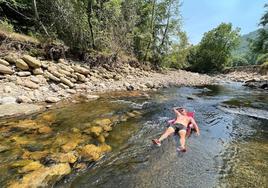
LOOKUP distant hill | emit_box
[232,29,260,57]
[233,26,268,57]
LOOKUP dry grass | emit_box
[0,29,39,44]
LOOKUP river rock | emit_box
[11,160,34,168]
[3,86,12,93]
[0,96,16,104]
[50,83,61,92]
[57,152,77,163]
[38,126,52,134]
[61,141,78,152]
[0,145,10,153]
[44,70,60,82]
[66,89,76,94]
[9,163,71,188]
[22,80,39,89]
[0,104,43,118]
[0,59,10,66]
[22,151,49,160]
[60,77,74,88]
[58,83,69,89]
[45,97,60,103]
[4,54,17,64]
[90,126,103,137]
[58,68,72,77]
[16,96,32,103]
[72,65,90,75]
[17,71,31,77]
[22,55,41,68]
[33,68,43,75]
[19,161,43,173]
[80,144,111,161]
[97,135,105,143]
[15,59,29,70]
[93,118,112,127]
[0,64,13,74]
[30,76,40,84]
[75,73,86,82]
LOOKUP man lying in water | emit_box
[152,107,200,152]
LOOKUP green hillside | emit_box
[232,29,260,56]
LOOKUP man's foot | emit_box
[152,139,161,146]
[177,146,186,152]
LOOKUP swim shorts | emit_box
[169,123,187,133]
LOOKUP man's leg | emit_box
[158,127,175,142]
[179,130,186,149]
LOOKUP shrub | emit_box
[0,19,14,33]
[256,53,268,64]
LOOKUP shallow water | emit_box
[0,83,267,187]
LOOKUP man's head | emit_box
[176,107,187,115]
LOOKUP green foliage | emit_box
[230,56,249,66]
[0,18,14,32]
[248,4,268,64]
[0,0,184,67]
[256,53,268,65]
[187,23,240,73]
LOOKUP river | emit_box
[0,82,267,187]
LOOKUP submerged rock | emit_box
[9,163,71,188]
[90,126,103,137]
[80,144,111,161]
[0,104,43,118]
[19,161,43,173]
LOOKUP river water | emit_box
[1,82,267,187]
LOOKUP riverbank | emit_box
[0,53,214,117]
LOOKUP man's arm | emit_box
[190,117,200,136]
[173,107,181,116]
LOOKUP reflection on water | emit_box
[0,83,267,188]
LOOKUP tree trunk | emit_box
[32,0,49,36]
[87,0,95,49]
[143,0,156,62]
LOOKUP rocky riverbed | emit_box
[0,53,213,117]
[216,70,268,89]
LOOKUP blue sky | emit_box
[181,0,267,44]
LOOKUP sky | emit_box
[181,0,267,44]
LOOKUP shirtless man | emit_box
[152,107,200,152]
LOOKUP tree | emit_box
[249,4,268,64]
[187,23,240,73]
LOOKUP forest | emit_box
[0,0,268,73]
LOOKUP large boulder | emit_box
[22,55,41,68]
[0,64,13,74]
[9,163,71,188]
[15,59,29,70]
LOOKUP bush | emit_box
[0,19,14,33]
[256,53,268,64]
[230,56,249,66]
[260,61,268,74]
